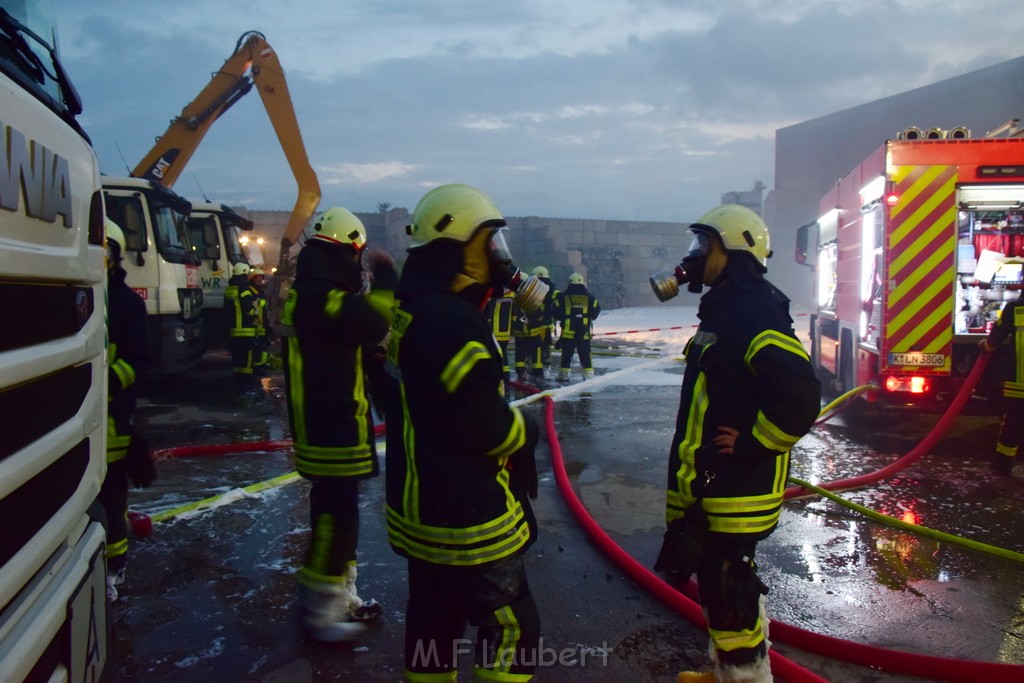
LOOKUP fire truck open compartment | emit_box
[799,137,1024,410]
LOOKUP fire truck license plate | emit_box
[889,352,945,366]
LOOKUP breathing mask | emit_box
[650,232,716,301]
[488,228,549,312]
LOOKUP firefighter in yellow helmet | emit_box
[383,184,547,680]
[650,205,820,682]
[249,266,272,373]
[100,219,154,602]
[555,272,600,382]
[225,261,259,385]
[280,206,397,642]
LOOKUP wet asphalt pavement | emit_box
[114,332,1024,682]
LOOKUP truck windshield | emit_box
[0,0,82,120]
[224,226,248,264]
[153,205,195,265]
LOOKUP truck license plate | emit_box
[889,352,945,366]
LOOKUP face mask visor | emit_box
[486,227,548,312]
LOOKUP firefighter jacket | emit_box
[384,250,539,567]
[107,266,151,463]
[225,273,257,338]
[252,282,269,339]
[556,283,600,340]
[986,296,1024,399]
[523,278,559,337]
[487,292,514,343]
[665,271,820,541]
[280,240,396,480]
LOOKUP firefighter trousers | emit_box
[298,477,360,585]
[98,459,129,574]
[996,395,1024,458]
[696,537,770,674]
[559,336,592,372]
[404,555,540,681]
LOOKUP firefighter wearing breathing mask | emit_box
[650,205,820,683]
[383,184,546,681]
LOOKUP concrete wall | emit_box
[241,207,690,309]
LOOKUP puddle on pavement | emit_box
[578,473,663,535]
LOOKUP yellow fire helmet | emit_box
[406,184,506,251]
[532,266,549,279]
[232,262,251,276]
[568,272,585,285]
[310,207,367,250]
[689,204,772,268]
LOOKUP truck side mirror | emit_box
[796,224,809,265]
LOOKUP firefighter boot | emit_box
[344,563,383,622]
[106,562,126,603]
[298,582,368,643]
[993,453,1014,476]
[558,369,570,383]
[582,368,595,380]
[677,673,716,683]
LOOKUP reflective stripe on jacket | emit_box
[666,278,820,540]
[281,267,394,479]
[384,290,536,566]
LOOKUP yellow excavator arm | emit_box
[133,31,321,260]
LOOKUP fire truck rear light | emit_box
[883,375,930,394]
[885,192,899,207]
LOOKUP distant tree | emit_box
[377,202,391,214]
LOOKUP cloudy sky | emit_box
[58,0,1024,223]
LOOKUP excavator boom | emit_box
[133,31,320,256]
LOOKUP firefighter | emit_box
[487,288,515,383]
[383,183,547,681]
[100,219,155,602]
[980,290,1024,475]
[225,261,258,384]
[280,206,397,642]
[249,266,272,374]
[531,265,559,378]
[555,272,600,382]
[650,204,821,682]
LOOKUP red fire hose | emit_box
[785,353,990,499]
[541,351,1024,682]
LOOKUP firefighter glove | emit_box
[654,506,709,588]
[125,432,157,489]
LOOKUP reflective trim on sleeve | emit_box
[111,357,136,390]
[751,410,801,452]
[440,341,492,394]
[744,329,809,371]
[325,289,348,317]
[486,408,526,460]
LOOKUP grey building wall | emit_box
[242,207,690,309]
[765,55,1024,305]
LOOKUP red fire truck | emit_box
[797,130,1024,408]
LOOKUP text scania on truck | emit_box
[0,1,114,680]
[797,127,1024,408]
